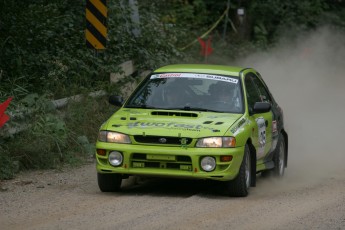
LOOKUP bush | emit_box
[0,145,17,180]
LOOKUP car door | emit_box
[244,72,273,161]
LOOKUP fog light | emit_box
[200,156,216,172]
[109,151,123,166]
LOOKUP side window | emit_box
[244,74,261,111]
[251,75,272,103]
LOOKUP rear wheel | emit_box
[273,134,286,177]
[97,173,122,192]
[225,144,251,197]
[261,134,286,178]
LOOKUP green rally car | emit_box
[96,64,288,197]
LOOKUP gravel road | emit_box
[1,27,345,230]
[1,162,345,230]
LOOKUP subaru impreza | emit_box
[95,64,288,197]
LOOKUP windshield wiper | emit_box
[126,105,223,112]
[185,106,222,112]
[125,104,158,109]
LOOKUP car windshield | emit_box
[125,72,243,113]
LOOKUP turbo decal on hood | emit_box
[126,121,217,132]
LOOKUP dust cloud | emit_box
[239,26,345,185]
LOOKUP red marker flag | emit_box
[197,36,213,57]
[0,97,13,128]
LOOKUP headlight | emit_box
[201,156,216,172]
[196,137,235,148]
[98,131,131,143]
[109,151,123,166]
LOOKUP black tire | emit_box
[97,173,122,192]
[225,144,251,197]
[273,134,286,177]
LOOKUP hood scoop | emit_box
[151,111,198,117]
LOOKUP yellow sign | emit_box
[86,0,107,49]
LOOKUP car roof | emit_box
[153,64,247,77]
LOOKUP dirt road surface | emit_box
[1,162,345,230]
[1,27,345,230]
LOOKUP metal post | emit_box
[129,0,141,37]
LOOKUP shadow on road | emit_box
[100,174,277,198]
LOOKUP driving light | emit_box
[196,137,236,148]
[109,151,123,166]
[98,131,131,143]
[201,156,216,172]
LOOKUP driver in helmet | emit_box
[209,81,234,103]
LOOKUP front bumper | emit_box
[95,142,245,181]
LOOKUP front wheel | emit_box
[225,144,251,197]
[97,173,122,192]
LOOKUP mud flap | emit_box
[250,152,256,187]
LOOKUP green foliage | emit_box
[0,94,114,178]
[4,95,67,169]
[106,1,186,70]
[140,0,225,50]
[249,0,331,46]
[0,0,189,101]
[1,0,87,98]
[64,96,114,144]
[0,145,17,180]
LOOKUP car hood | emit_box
[102,108,243,138]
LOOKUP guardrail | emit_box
[0,60,149,137]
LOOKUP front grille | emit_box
[131,153,192,171]
[133,135,193,145]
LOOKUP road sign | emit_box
[86,0,107,50]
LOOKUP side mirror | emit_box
[108,95,124,106]
[252,102,271,114]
